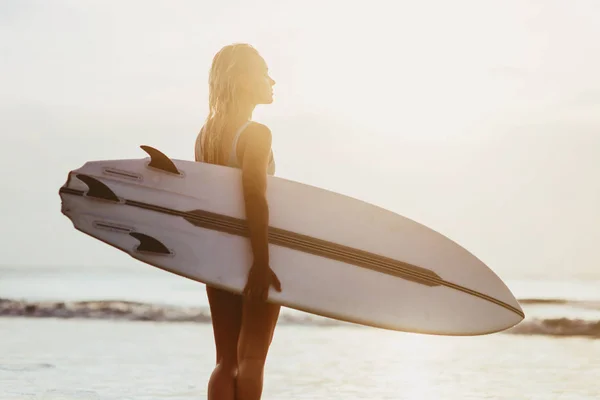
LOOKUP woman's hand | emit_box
[243,263,282,301]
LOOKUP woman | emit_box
[195,43,282,400]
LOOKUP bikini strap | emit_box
[228,121,251,167]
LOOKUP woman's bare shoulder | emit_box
[241,122,272,149]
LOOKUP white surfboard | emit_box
[58,145,524,336]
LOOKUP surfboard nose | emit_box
[475,275,525,334]
[490,297,525,334]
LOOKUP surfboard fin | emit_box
[140,145,181,175]
[76,174,119,202]
[129,232,171,255]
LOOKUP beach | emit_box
[2,265,599,399]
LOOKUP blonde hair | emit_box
[202,43,262,164]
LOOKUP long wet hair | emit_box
[201,43,262,164]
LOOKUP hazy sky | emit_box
[2,0,599,280]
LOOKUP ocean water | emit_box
[2,265,600,399]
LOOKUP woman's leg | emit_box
[206,286,243,400]
[235,298,280,400]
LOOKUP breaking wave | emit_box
[2,298,599,338]
[507,318,600,338]
[0,298,342,326]
[519,298,600,310]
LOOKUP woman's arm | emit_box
[239,123,281,300]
